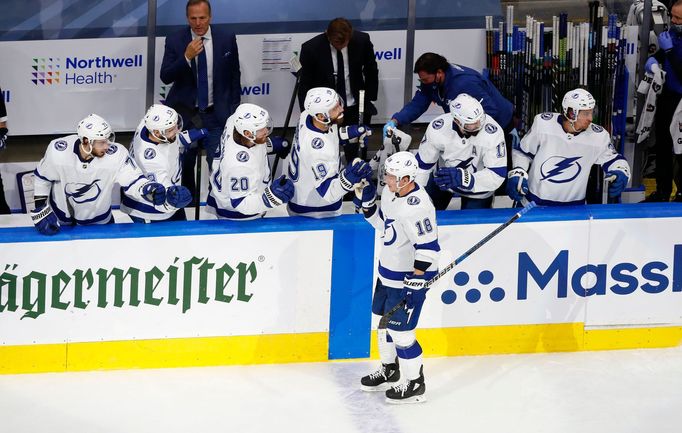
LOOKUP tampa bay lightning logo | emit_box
[311,137,324,149]
[144,148,156,160]
[540,156,582,183]
[541,112,553,121]
[54,140,68,151]
[591,124,604,133]
[106,144,118,155]
[65,180,102,203]
[484,123,498,134]
[236,151,249,162]
[432,119,444,130]
[383,218,397,246]
[407,196,420,205]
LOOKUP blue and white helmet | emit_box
[562,88,595,120]
[77,113,115,144]
[384,151,418,183]
[304,87,342,124]
[144,104,182,143]
[233,103,273,142]
[449,93,486,133]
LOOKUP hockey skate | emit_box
[360,358,400,392]
[385,365,426,404]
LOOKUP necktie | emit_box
[335,48,347,105]
[197,37,209,110]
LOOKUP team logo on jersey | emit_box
[311,137,325,149]
[383,218,397,246]
[54,140,68,151]
[539,156,582,183]
[407,196,421,205]
[590,124,604,133]
[432,119,444,130]
[65,180,102,204]
[144,148,156,160]
[484,123,498,134]
[106,144,118,155]
[541,112,553,120]
[236,151,249,162]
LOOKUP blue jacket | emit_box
[160,26,241,125]
[654,31,682,94]
[392,63,513,129]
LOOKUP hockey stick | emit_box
[358,89,365,150]
[378,200,537,330]
[194,149,202,220]
[271,54,302,178]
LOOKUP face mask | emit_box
[671,24,682,34]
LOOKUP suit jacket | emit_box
[160,26,241,126]
[298,31,379,112]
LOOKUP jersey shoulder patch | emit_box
[591,124,604,133]
[311,137,325,149]
[540,112,553,121]
[144,148,157,160]
[54,140,68,151]
[484,123,498,134]
[236,150,250,162]
[431,118,444,130]
[407,196,421,205]
[106,144,118,155]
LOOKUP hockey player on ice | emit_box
[507,88,630,206]
[31,114,167,235]
[415,93,507,210]
[207,103,294,220]
[286,87,372,218]
[121,104,206,222]
[354,151,440,404]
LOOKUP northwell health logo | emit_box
[31,54,144,86]
[31,58,60,85]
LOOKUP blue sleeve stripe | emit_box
[602,155,626,172]
[33,169,53,183]
[122,174,147,191]
[316,174,338,197]
[415,153,435,170]
[120,195,164,214]
[489,166,507,178]
[230,196,245,208]
[414,239,441,252]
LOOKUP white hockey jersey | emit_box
[33,135,149,225]
[119,123,184,221]
[415,113,507,198]
[513,113,630,205]
[206,124,273,220]
[365,184,440,289]
[286,113,348,218]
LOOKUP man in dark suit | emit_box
[298,18,379,162]
[160,0,241,197]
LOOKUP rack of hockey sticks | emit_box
[485,1,627,147]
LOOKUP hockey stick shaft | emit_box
[424,200,536,288]
[358,89,366,150]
